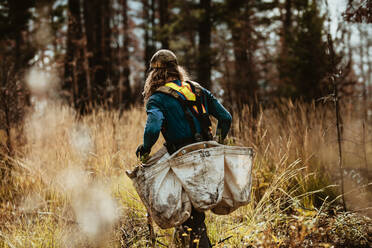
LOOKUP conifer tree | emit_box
[278,0,335,101]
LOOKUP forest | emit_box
[0,0,372,247]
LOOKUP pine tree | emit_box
[277,0,335,101]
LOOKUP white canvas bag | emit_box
[127,141,254,229]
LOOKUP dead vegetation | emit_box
[0,99,371,247]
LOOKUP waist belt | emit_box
[164,137,196,155]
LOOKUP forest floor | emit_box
[0,101,371,248]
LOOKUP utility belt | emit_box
[164,138,194,155]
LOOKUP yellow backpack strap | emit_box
[164,81,196,101]
[187,81,203,96]
[155,81,212,141]
[155,85,198,137]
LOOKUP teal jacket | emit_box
[143,80,232,151]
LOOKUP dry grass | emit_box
[0,99,371,247]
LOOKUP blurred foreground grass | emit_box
[0,100,371,247]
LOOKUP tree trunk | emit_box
[368,32,372,106]
[284,0,292,40]
[122,0,132,107]
[143,0,151,72]
[111,0,121,107]
[8,0,33,71]
[159,0,169,49]
[278,0,292,88]
[150,0,157,54]
[103,0,112,94]
[359,25,369,183]
[83,0,111,106]
[229,1,258,115]
[65,0,84,110]
[142,0,156,73]
[197,0,212,89]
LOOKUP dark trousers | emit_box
[178,207,212,248]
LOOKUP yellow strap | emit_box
[165,81,196,101]
[192,104,206,114]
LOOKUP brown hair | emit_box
[143,65,189,104]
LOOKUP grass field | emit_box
[0,99,371,247]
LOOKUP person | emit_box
[136,49,232,248]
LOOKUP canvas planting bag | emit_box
[127,141,254,229]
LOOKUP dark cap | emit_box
[150,49,178,69]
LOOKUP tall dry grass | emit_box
[0,98,371,247]
[234,100,371,213]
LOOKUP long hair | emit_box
[143,65,189,104]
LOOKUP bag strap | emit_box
[156,85,198,139]
[187,82,213,141]
[188,83,204,115]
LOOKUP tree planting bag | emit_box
[126,141,254,229]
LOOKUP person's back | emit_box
[144,79,231,155]
[136,49,232,248]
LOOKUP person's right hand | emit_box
[136,144,150,162]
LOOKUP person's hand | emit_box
[214,129,234,145]
[215,128,224,144]
[136,144,150,162]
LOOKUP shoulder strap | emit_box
[188,83,204,115]
[155,82,212,141]
[156,85,198,138]
[186,81,203,96]
[187,81,213,140]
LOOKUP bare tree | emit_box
[328,34,347,211]
[344,0,372,23]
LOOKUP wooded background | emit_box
[0,0,371,130]
[0,2,372,245]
